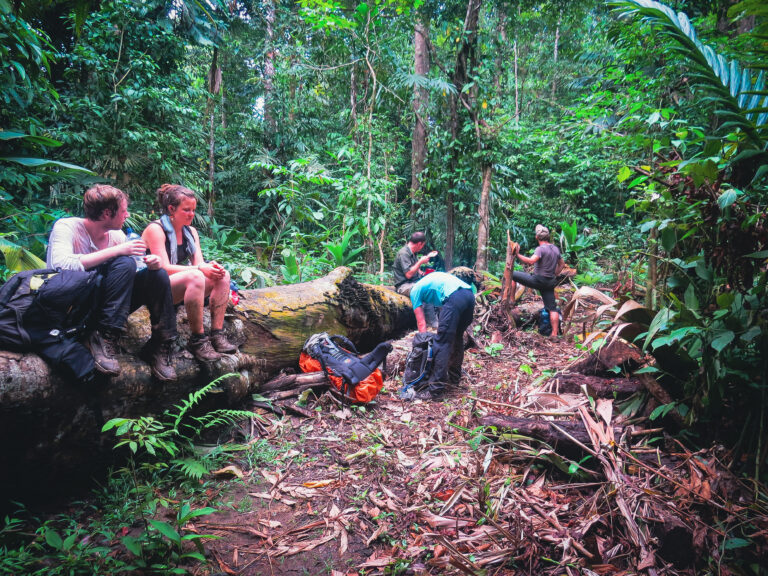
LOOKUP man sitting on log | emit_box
[46,184,178,381]
[392,231,439,329]
[408,271,476,401]
[509,224,565,340]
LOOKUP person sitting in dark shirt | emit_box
[392,231,439,329]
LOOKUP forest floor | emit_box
[183,288,766,576]
[7,287,764,575]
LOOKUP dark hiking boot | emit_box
[210,329,237,354]
[86,329,121,376]
[188,333,221,362]
[140,338,178,381]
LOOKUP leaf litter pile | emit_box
[195,286,765,575]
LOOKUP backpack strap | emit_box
[158,215,197,265]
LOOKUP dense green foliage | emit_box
[1,0,766,482]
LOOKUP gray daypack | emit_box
[399,332,434,398]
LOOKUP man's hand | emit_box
[144,254,162,270]
[122,239,148,257]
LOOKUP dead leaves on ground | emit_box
[201,323,765,574]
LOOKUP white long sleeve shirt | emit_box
[46,217,126,271]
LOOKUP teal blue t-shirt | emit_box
[410,272,473,309]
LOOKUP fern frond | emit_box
[191,409,257,432]
[165,374,239,432]
[390,72,457,95]
[610,0,768,149]
[171,457,212,480]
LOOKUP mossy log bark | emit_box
[0,268,414,501]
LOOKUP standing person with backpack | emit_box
[392,231,439,329]
[141,184,237,362]
[46,185,178,380]
[508,224,565,339]
[408,271,476,401]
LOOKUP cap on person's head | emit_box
[535,224,550,241]
[409,231,427,244]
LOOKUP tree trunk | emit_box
[647,227,658,309]
[0,268,414,501]
[263,0,276,133]
[350,64,358,138]
[445,0,482,270]
[500,231,519,325]
[514,39,519,124]
[551,15,560,99]
[474,163,492,271]
[411,17,429,222]
[207,47,221,219]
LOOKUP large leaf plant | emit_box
[610,0,768,478]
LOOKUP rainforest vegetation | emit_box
[1,0,767,574]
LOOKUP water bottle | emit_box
[125,227,147,271]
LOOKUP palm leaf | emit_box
[0,238,46,272]
[610,0,768,149]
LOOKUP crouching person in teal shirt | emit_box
[409,272,476,400]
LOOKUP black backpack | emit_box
[537,307,562,337]
[399,332,434,398]
[302,332,392,397]
[0,268,101,380]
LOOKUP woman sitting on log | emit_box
[509,224,565,339]
[143,184,237,361]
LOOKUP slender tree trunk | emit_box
[411,17,429,222]
[445,0,482,269]
[475,164,492,270]
[514,40,519,124]
[446,90,458,270]
[551,15,560,99]
[647,227,658,309]
[350,64,358,138]
[363,11,377,268]
[263,0,276,133]
[207,47,221,219]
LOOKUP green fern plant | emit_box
[101,374,260,570]
[103,375,260,461]
[610,0,768,180]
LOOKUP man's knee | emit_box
[103,255,137,278]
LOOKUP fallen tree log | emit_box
[549,372,644,398]
[480,414,621,459]
[569,339,645,375]
[0,267,414,503]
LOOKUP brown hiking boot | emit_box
[210,330,237,354]
[140,338,177,381]
[86,329,121,376]
[187,333,221,362]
